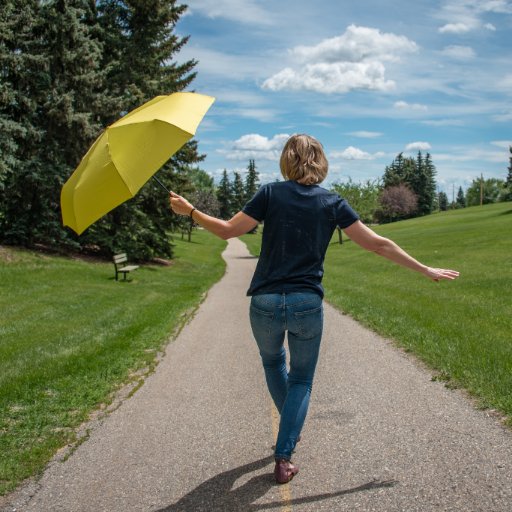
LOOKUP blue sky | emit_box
[176,0,512,195]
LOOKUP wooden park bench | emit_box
[113,253,139,281]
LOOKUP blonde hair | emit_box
[280,134,328,185]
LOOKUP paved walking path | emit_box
[5,238,512,511]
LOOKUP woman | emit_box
[169,134,459,484]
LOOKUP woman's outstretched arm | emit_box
[343,221,459,282]
[169,191,258,240]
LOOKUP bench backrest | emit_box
[113,253,128,265]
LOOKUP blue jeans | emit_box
[249,292,323,460]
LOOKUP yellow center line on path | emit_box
[271,403,293,512]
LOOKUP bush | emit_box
[375,184,418,223]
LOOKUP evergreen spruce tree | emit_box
[231,171,246,213]
[421,153,437,215]
[82,0,201,258]
[1,0,106,247]
[383,153,406,187]
[506,146,512,190]
[456,186,466,208]
[500,146,512,202]
[0,1,45,241]
[244,159,260,202]
[217,170,232,219]
[438,191,448,211]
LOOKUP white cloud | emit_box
[405,142,432,151]
[292,25,418,63]
[394,101,428,111]
[441,45,476,59]
[263,61,396,94]
[219,133,290,161]
[348,131,383,138]
[331,146,385,160]
[421,119,465,126]
[490,140,512,148]
[477,0,512,14]
[187,0,272,25]
[497,73,512,91]
[262,25,417,95]
[439,22,472,33]
[435,148,507,163]
[436,0,512,34]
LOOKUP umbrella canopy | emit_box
[61,92,215,235]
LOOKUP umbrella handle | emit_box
[153,175,171,194]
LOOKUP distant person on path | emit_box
[170,134,459,484]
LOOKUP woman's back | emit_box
[243,180,359,297]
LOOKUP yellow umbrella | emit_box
[61,92,215,235]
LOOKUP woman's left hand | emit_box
[169,191,194,216]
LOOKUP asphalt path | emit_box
[4,238,512,511]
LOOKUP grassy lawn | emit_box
[242,202,512,422]
[0,230,226,495]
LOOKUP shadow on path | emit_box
[154,456,398,512]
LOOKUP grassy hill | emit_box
[0,231,226,495]
[243,202,512,423]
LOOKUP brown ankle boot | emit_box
[274,459,299,484]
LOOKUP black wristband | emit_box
[190,207,196,218]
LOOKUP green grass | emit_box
[0,230,226,495]
[242,202,512,422]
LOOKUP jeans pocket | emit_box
[250,305,274,338]
[293,306,323,340]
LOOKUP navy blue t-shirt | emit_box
[242,180,359,298]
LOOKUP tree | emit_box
[231,171,245,213]
[375,184,418,223]
[244,159,260,202]
[182,189,220,242]
[0,1,45,239]
[502,147,512,202]
[383,153,409,188]
[1,0,106,247]
[382,152,437,217]
[507,146,512,188]
[438,192,449,211]
[216,170,232,219]
[466,178,504,206]
[82,0,201,259]
[188,167,214,191]
[456,186,466,208]
[331,178,381,224]
[97,0,196,114]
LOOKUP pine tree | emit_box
[383,153,406,187]
[438,192,448,211]
[456,186,466,208]
[1,0,106,247]
[244,159,260,202]
[500,146,512,202]
[421,153,437,215]
[217,170,232,219]
[97,0,196,113]
[231,171,245,213]
[82,0,201,258]
[0,1,45,241]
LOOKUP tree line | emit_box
[332,146,512,224]
[2,2,510,260]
